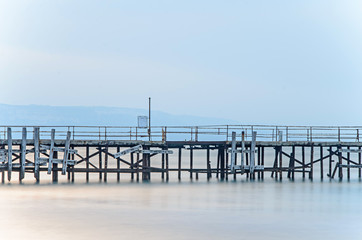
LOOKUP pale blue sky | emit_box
[0,0,361,125]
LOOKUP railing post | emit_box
[105,127,107,141]
[286,126,288,142]
[226,125,229,141]
[130,127,132,140]
[165,127,167,142]
[357,129,360,142]
[338,127,340,142]
[191,127,193,141]
[196,126,198,142]
[310,127,313,142]
[72,126,75,140]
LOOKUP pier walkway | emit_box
[0,125,361,183]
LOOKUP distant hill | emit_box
[0,104,238,126]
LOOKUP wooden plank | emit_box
[7,128,12,181]
[230,132,236,172]
[113,145,142,158]
[138,149,173,154]
[34,127,40,182]
[241,131,245,173]
[61,131,71,175]
[47,129,55,175]
[250,131,256,179]
[20,127,26,181]
[52,151,58,182]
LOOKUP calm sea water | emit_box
[0,179,361,240]
[1,148,361,240]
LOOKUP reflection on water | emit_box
[0,179,362,240]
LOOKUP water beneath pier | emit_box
[0,178,362,240]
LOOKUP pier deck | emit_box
[0,125,361,183]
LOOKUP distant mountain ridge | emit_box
[0,104,239,126]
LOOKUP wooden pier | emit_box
[0,125,361,183]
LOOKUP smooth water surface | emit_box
[0,179,361,240]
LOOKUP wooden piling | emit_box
[302,146,305,179]
[320,146,323,180]
[20,128,26,181]
[178,147,182,181]
[136,152,140,182]
[104,145,108,182]
[53,151,58,183]
[161,150,165,181]
[216,149,220,179]
[245,146,249,179]
[271,147,278,179]
[279,146,282,181]
[261,147,265,180]
[257,146,261,180]
[142,146,150,181]
[7,128,12,181]
[338,146,343,180]
[225,147,229,181]
[131,152,134,181]
[116,146,120,182]
[86,146,89,183]
[328,146,332,180]
[99,146,102,181]
[291,146,295,180]
[347,146,350,180]
[33,127,40,182]
[359,146,361,179]
[220,147,225,181]
[166,149,169,182]
[190,146,193,180]
[207,147,211,181]
[310,145,314,180]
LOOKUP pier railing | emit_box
[0,125,361,142]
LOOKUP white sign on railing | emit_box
[137,116,148,128]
